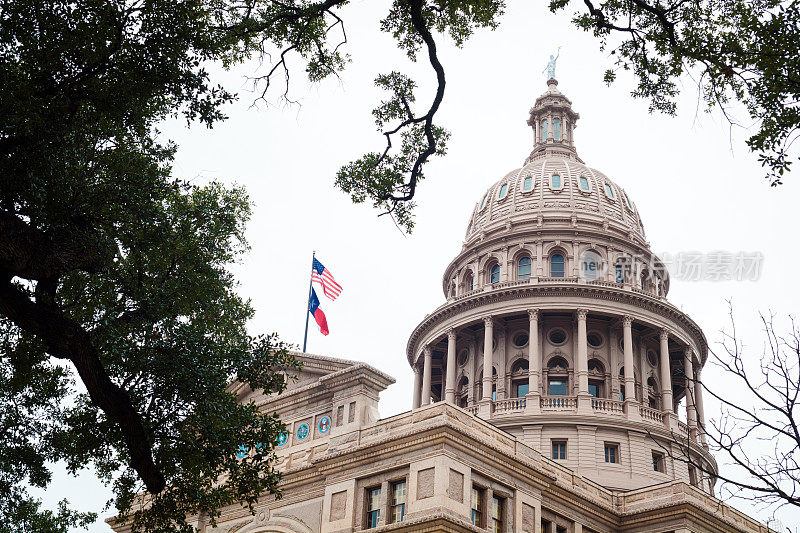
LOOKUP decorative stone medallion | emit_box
[277,431,289,447]
[318,416,331,434]
[296,423,310,441]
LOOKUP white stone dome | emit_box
[465,158,646,244]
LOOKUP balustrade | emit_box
[540,396,578,411]
[590,398,624,415]
[493,397,526,414]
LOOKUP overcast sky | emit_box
[33,0,799,531]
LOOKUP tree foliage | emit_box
[551,0,800,185]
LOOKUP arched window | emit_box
[578,176,590,191]
[518,256,532,280]
[547,357,568,396]
[458,376,469,408]
[511,360,530,398]
[588,359,605,398]
[489,263,500,284]
[541,119,548,140]
[464,271,474,292]
[619,367,626,401]
[550,253,565,278]
[581,250,603,281]
[623,191,634,210]
[511,359,529,374]
[647,377,659,409]
[615,262,625,283]
[522,176,533,192]
[498,183,508,199]
[553,118,561,141]
[603,183,615,199]
[480,193,489,209]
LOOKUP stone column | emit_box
[684,347,698,440]
[421,346,432,406]
[526,309,540,414]
[480,317,494,417]
[659,330,673,412]
[623,316,640,420]
[576,309,591,414]
[412,364,422,409]
[694,367,708,446]
[445,329,457,403]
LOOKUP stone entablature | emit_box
[172,403,769,533]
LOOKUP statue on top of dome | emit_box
[543,47,561,80]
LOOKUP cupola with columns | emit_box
[406,79,715,494]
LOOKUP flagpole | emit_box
[302,251,315,353]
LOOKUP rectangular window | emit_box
[471,486,484,527]
[492,496,504,532]
[548,379,567,396]
[515,382,529,398]
[604,444,618,464]
[579,176,590,191]
[615,264,624,283]
[552,440,567,460]
[553,118,561,141]
[689,465,698,486]
[541,519,550,533]
[551,174,561,189]
[652,452,665,473]
[588,382,599,398]
[365,486,381,528]
[389,481,406,523]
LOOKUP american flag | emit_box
[311,258,342,300]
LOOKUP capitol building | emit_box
[111,80,773,533]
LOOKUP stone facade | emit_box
[108,80,773,533]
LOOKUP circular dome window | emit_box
[458,349,469,366]
[587,332,603,348]
[513,332,529,348]
[548,328,567,346]
[647,350,658,367]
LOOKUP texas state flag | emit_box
[308,288,329,336]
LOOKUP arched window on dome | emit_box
[553,118,561,141]
[603,182,615,200]
[510,359,529,398]
[578,176,590,192]
[463,271,474,292]
[541,119,548,140]
[522,176,533,192]
[480,192,489,210]
[498,183,508,199]
[550,253,565,278]
[547,357,569,396]
[518,256,532,280]
[623,191,634,210]
[588,359,606,398]
[550,174,562,189]
[647,377,659,409]
[580,250,603,281]
[458,376,469,407]
[489,263,500,284]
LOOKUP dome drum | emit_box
[407,79,714,496]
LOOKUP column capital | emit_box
[576,308,588,320]
[447,328,457,341]
[483,316,495,327]
[527,308,539,321]
[423,345,432,357]
[659,328,670,341]
[622,315,633,328]
[413,364,422,375]
[684,346,693,358]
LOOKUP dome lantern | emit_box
[526,79,581,163]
